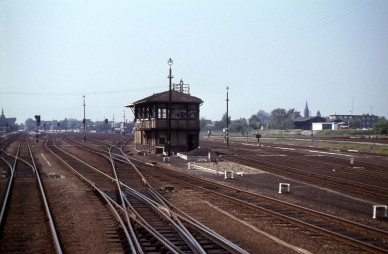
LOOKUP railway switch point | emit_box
[350,158,354,167]
[372,205,388,219]
[224,171,234,179]
[278,183,290,194]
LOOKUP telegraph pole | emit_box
[167,58,173,156]
[112,114,115,133]
[226,86,229,146]
[123,110,126,135]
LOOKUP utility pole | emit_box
[226,86,229,146]
[167,58,173,156]
[123,110,126,135]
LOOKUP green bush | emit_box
[373,117,388,134]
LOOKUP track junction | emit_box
[0,132,388,253]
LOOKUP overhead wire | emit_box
[0,85,166,96]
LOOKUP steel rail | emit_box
[226,154,388,200]
[0,153,16,226]
[0,136,22,226]
[57,134,251,253]
[124,187,207,254]
[114,145,247,254]
[108,139,208,254]
[49,135,193,253]
[142,165,388,253]
[45,137,137,253]
[63,135,244,253]
[107,190,184,254]
[27,139,63,254]
[107,146,143,254]
[51,138,185,253]
[1,135,62,253]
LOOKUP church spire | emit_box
[304,101,310,117]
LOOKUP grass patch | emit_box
[379,147,388,155]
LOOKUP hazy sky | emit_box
[1,0,387,124]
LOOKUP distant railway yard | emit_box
[1,132,388,253]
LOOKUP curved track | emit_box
[48,133,248,253]
[0,133,61,254]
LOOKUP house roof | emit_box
[126,90,203,108]
[293,116,326,122]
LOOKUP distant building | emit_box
[0,109,17,134]
[312,122,338,131]
[329,114,379,129]
[293,116,327,130]
[126,88,203,155]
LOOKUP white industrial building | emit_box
[312,122,338,131]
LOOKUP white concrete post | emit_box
[224,171,234,179]
[278,183,290,194]
[373,205,388,219]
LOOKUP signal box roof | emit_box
[126,90,203,108]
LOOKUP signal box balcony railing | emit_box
[135,118,199,130]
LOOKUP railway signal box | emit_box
[126,89,203,155]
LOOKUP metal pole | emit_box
[167,58,173,156]
[226,86,229,146]
[123,110,126,135]
[83,95,86,142]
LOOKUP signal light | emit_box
[35,115,41,126]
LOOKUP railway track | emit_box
[0,134,61,254]
[132,162,388,253]
[47,133,248,253]
[67,133,388,253]
[200,140,388,202]
[225,154,388,202]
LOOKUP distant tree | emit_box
[59,118,69,130]
[221,112,231,126]
[248,114,261,130]
[256,110,271,123]
[25,118,37,131]
[213,120,224,131]
[270,108,295,129]
[316,110,321,117]
[270,108,287,129]
[200,117,208,131]
[286,108,299,119]
[229,118,248,135]
[373,117,388,134]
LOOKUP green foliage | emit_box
[270,108,295,129]
[379,147,388,155]
[315,129,375,136]
[200,117,208,131]
[373,117,388,134]
[248,114,262,130]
